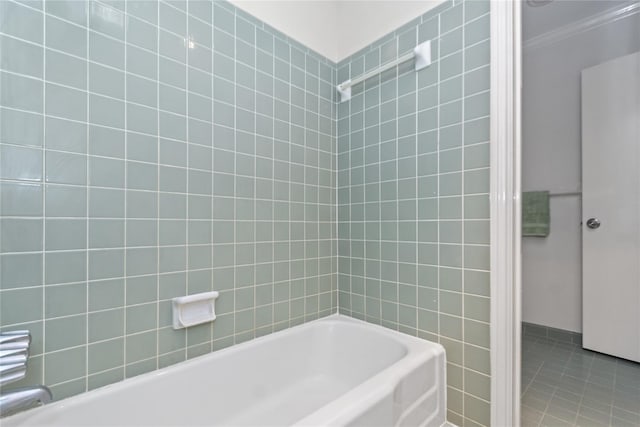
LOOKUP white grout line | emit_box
[84,0,90,393]
[184,0,191,355]
[122,0,129,378]
[459,1,467,410]
[155,0,162,368]
[40,0,48,388]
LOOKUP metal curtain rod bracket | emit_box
[337,41,431,102]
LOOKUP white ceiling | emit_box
[523,0,635,41]
[228,0,446,62]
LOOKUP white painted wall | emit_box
[228,1,339,59]
[522,2,640,332]
[228,0,445,62]
[332,1,445,61]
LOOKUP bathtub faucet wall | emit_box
[0,331,52,417]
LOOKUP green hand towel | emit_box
[522,191,550,237]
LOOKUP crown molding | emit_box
[524,2,640,50]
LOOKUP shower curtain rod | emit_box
[337,41,431,103]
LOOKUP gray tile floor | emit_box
[521,327,640,427]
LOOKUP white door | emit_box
[581,51,640,363]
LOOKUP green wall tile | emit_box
[0,218,42,253]
[465,66,490,97]
[89,308,125,343]
[465,40,490,71]
[45,314,86,352]
[465,344,490,375]
[465,1,490,22]
[440,336,463,365]
[465,394,491,426]
[464,194,489,219]
[88,219,124,249]
[89,3,124,40]
[88,367,124,391]
[448,385,463,413]
[88,156,125,188]
[464,220,490,244]
[45,251,86,285]
[465,91,490,121]
[0,1,43,43]
[46,83,87,122]
[45,348,86,387]
[45,151,86,185]
[45,16,85,58]
[125,330,156,363]
[464,294,490,322]
[89,188,125,218]
[464,168,489,194]
[0,1,488,423]
[1,72,42,113]
[46,50,85,90]
[88,279,125,311]
[464,14,490,47]
[125,358,157,378]
[126,303,157,334]
[0,253,42,289]
[1,35,43,78]
[447,363,464,389]
[341,7,491,410]
[45,219,86,251]
[45,283,87,318]
[464,270,490,297]
[1,109,43,148]
[440,52,463,81]
[440,76,463,103]
[440,288,463,317]
[0,287,43,324]
[464,318,490,348]
[440,28,463,58]
[158,327,185,355]
[89,126,124,158]
[0,144,42,181]
[88,249,124,281]
[88,338,124,374]
[441,4,463,33]
[128,16,157,52]
[464,245,490,270]
[129,0,158,23]
[89,32,124,69]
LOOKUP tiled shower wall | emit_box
[1,0,493,424]
[335,1,491,426]
[0,0,337,399]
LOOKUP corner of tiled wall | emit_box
[0,0,337,402]
[334,0,491,425]
[1,0,491,424]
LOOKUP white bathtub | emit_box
[4,314,448,426]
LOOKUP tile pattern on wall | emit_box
[521,325,640,427]
[335,1,491,425]
[0,0,337,399]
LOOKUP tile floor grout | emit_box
[521,330,640,427]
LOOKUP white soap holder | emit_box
[172,291,219,330]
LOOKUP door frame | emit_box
[490,0,522,425]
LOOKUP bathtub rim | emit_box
[295,316,446,426]
[3,313,446,426]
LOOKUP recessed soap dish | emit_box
[172,291,219,330]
